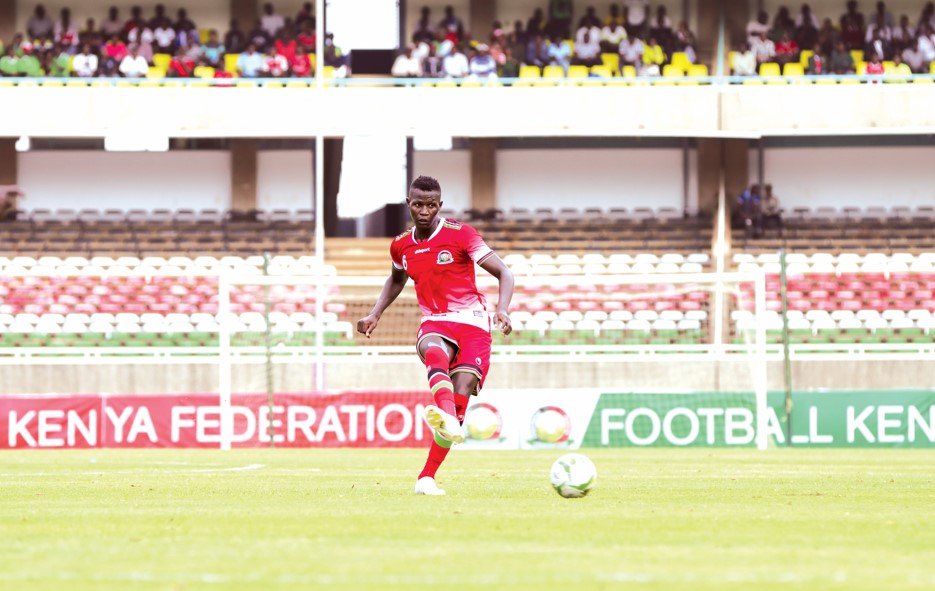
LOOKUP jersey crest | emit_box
[436,250,454,265]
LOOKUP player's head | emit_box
[407,175,443,230]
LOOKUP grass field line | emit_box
[0,463,267,477]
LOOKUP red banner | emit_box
[0,392,434,449]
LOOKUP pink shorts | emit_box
[416,320,492,393]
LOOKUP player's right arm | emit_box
[356,265,408,338]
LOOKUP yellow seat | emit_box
[931,62,935,74]
[882,60,895,73]
[850,49,864,64]
[153,53,171,70]
[600,53,619,75]
[799,49,814,67]
[687,64,708,77]
[41,80,64,87]
[309,54,316,71]
[621,65,637,78]
[193,66,215,79]
[662,64,684,78]
[147,66,166,79]
[670,52,691,71]
[856,62,867,75]
[225,53,240,75]
[590,65,612,77]
[567,65,589,78]
[783,63,804,77]
[518,64,541,79]
[885,63,912,82]
[542,65,565,78]
[759,62,780,77]
[286,80,308,88]
[322,66,336,79]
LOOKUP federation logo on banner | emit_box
[463,403,504,442]
[529,405,573,446]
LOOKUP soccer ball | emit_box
[550,453,597,498]
[464,404,501,440]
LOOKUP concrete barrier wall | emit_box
[2,358,931,395]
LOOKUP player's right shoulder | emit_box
[392,227,414,243]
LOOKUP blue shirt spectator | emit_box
[547,38,571,69]
[237,44,265,77]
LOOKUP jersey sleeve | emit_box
[390,240,404,270]
[461,224,495,265]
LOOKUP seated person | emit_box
[468,44,497,78]
[732,42,757,75]
[201,30,225,69]
[806,43,826,74]
[774,31,799,64]
[829,40,855,73]
[391,45,423,77]
[572,28,602,67]
[118,45,150,78]
[236,43,265,77]
[761,184,782,233]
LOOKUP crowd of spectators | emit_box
[732,1,935,75]
[0,3,347,79]
[734,184,783,237]
[394,2,699,79]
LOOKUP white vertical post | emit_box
[218,273,232,450]
[315,0,324,90]
[713,174,727,354]
[314,134,325,391]
[754,269,769,450]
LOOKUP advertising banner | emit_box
[2,390,932,449]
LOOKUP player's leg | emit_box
[417,334,464,444]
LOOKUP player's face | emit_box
[407,189,442,230]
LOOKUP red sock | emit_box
[418,393,471,480]
[424,346,456,416]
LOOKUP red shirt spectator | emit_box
[775,37,799,59]
[104,37,129,62]
[168,53,194,77]
[292,52,312,76]
[297,30,315,48]
[275,38,297,64]
[865,57,885,74]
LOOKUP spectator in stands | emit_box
[649,6,675,53]
[829,39,856,72]
[201,30,225,69]
[149,4,171,29]
[439,6,465,42]
[891,15,916,52]
[469,43,498,78]
[619,35,644,69]
[794,12,819,52]
[865,27,892,59]
[796,4,820,29]
[573,28,602,67]
[873,1,895,27]
[236,43,265,77]
[508,21,528,62]
[101,7,123,38]
[737,184,762,236]
[775,31,799,64]
[625,0,650,38]
[296,2,314,28]
[527,8,546,37]
[260,3,285,37]
[248,20,272,52]
[413,7,435,43]
[761,184,782,233]
[579,6,602,29]
[168,46,195,77]
[296,22,315,49]
[0,46,19,77]
[16,46,42,76]
[175,9,198,47]
[73,44,99,77]
[48,43,72,76]
[154,19,177,54]
[443,44,469,77]
[806,43,826,73]
[323,34,349,76]
[0,186,24,221]
[55,8,79,49]
[751,30,776,65]
[119,44,149,77]
[27,5,55,40]
[128,22,155,63]
[921,2,935,29]
[674,21,697,63]
[79,19,101,50]
[770,6,795,42]
[123,6,145,38]
[817,18,839,54]
[103,34,129,72]
[576,21,601,47]
[292,45,313,77]
[731,42,757,75]
[902,36,927,71]
[547,36,572,70]
[864,51,885,74]
[392,45,422,77]
[601,18,628,52]
[500,47,520,77]
[641,37,666,73]
[274,30,297,64]
[263,45,289,77]
[548,0,574,39]
[605,4,624,28]
[526,33,550,67]
[865,12,893,44]
[919,24,935,63]
[747,10,770,43]
[840,0,866,49]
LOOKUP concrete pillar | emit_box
[724,0,751,48]
[469,0,496,41]
[0,0,14,43]
[695,138,749,217]
[0,138,16,186]
[470,138,497,212]
[323,138,343,237]
[230,139,258,212]
[230,0,258,31]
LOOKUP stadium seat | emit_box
[621,65,637,78]
[799,49,814,67]
[224,53,240,75]
[519,65,541,79]
[543,65,565,78]
[153,53,172,71]
[670,52,692,71]
[147,66,166,79]
[759,62,781,77]
[567,65,589,78]
[783,63,804,77]
[687,64,708,77]
[600,53,619,75]
[850,49,864,63]
[590,65,613,78]
[193,66,216,79]
[662,64,684,78]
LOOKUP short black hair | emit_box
[410,175,441,195]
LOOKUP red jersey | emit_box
[390,218,495,329]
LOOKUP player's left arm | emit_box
[479,254,514,335]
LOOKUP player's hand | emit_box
[357,314,380,338]
[494,310,512,335]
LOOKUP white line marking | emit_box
[0,464,267,477]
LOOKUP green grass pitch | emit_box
[1,448,932,591]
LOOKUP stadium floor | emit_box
[1,448,931,591]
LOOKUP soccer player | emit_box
[357,175,514,496]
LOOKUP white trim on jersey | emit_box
[411,217,447,244]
